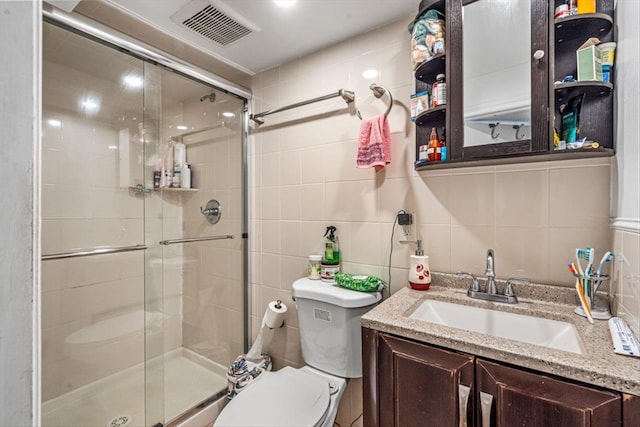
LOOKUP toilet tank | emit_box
[292,278,381,378]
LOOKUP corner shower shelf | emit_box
[162,187,199,192]
[128,185,199,194]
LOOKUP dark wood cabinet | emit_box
[363,328,632,427]
[378,333,474,427]
[412,0,615,169]
[476,359,620,427]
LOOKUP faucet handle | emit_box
[505,277,530,296]
[457,271,479,292]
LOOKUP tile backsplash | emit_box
[612,229,640,337]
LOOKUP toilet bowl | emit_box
[214,278,381,427]
[214,366,346,427]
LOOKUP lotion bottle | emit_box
[409,240,431,290]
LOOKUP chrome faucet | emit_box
[457,249,528,304]
[485,249,498,295]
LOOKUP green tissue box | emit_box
[577,38,603,81]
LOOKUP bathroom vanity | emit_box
[361,279,640,427]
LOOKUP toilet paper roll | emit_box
[246,300,288,359]
[264,300,287,329]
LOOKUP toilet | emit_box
[214,277,381,427]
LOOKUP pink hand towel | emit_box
[356,114,391,172]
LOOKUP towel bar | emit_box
[250,89,355,124]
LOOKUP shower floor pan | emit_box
[42,348,227,427]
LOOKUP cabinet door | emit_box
[378,333,474,427]
[476,359,620,427]
[623,394,640,427]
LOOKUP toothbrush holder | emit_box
[574,273,611,320]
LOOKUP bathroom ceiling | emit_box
[99,0,419,75]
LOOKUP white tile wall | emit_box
[612,230,640,337]
[611,1,640,339]
[248,15,614,425]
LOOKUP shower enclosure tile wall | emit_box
[160,79,245,365]
[41,19,247,427]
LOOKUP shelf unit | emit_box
[412,0,453,167]
[411,0,615,170]
[552,0,615,153]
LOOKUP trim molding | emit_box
[610,218,640,234]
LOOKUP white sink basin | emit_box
[409,299,584,354]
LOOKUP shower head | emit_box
[200,93,216,103]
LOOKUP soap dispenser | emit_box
[409,240,431,290]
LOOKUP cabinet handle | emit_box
[480,392,494,427]
[533,50,545,60]
[458,384,471,427]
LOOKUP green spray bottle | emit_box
[323,226,341,265]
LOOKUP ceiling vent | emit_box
[171,0,260,47]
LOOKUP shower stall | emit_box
[40,11,248,427]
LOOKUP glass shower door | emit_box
[155,68,246,423]
[41,21,161,426]
[41,17,248,427]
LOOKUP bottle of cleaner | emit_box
[320,226,341,283]
[408,240,431,290]
[322,226,340,265]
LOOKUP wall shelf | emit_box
[554,81,613,102]
[555,13,613,44]
[162,187,199,192]
[415,105,446,126]
[414,53,446,82]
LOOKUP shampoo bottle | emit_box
[409,240,431,290]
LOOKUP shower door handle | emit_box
[42,244,147,260]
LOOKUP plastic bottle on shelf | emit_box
[568,0,578,15]
[174,142,186,170]
[181,164,191,189]
[172,170,181,188]
[577,0,595,14]
[432,74,447,107]
[427,128,441,162]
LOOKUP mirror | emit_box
[463,0,531,147]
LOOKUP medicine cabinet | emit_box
[413,0,615,169]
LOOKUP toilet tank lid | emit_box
[292,277,381,308]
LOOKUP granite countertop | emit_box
[361,273,640,396]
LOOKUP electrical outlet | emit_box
[399,220,416,242]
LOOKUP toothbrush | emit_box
[575,248,586,277]
[596,251,614,275]
[568,263,579,276]
[585,247,595,277]
[576,247,593,276]
[575,277,594,324]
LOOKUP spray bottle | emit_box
[320,226,341,282]
[322,226,340,265]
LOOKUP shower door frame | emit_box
[42,4,251,424]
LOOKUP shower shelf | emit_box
[162,187,199,192]
[129,185,199,194]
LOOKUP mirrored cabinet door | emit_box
[459,0,549,160]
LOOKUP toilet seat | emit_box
[214,367,331,427]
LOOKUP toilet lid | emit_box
[215,367,330,427]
